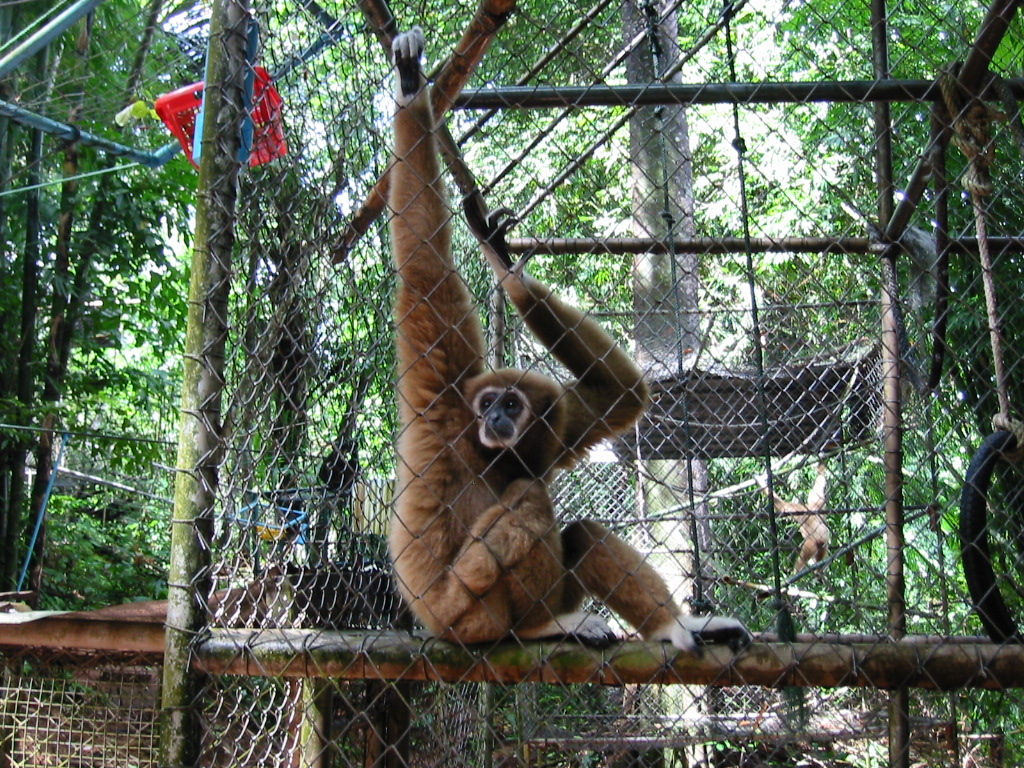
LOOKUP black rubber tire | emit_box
[959,430,1022,643]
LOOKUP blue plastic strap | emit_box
[194,14,260,167]
[17,432,70,591]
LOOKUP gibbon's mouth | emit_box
[478,413,521,449]
[481,420,517,447]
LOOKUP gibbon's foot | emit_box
[516,611,618,648]
[393,27,425,103]
[648,615,752,653]
[691,616,753,652]
[485,207,518,246]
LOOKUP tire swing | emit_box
[951,69,1024,642]
[959,429,1023,642]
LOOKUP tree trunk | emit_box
[3,40,49,591]
[624,0,709,620]
[26,15,92,596]
[623,2,708,764]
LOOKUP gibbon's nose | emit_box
[486,409,517,441]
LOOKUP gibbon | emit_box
[762,463,830,574]
[386,27,749,652]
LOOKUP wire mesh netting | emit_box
[0,651,163,768]
[2,0,1024,765]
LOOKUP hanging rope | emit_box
[721,1,791,639]
[946,63,1024,643]
[938,66,1018,438]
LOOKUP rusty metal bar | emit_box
[453,78,1024,109]
[504,235,1024,256]
[885,0,1021,241]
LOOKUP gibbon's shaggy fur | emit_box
[386,27,749,651]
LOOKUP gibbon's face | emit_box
[473,386,531,450]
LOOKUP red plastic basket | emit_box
[155,66,287,169]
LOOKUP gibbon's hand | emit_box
[463,202,523,271]
[393,27,425,104]
[474,208,536,301]
[479,207,518,268]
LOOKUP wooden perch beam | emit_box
[336,0,514,260]
[194,629,1024,690]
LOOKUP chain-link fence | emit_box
[3,0,1024,765]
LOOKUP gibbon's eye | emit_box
[479,394,495,411]
[503,396,521,414]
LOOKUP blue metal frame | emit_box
[0,0,107,78]
[0,0,342,171]
[0,98,181,167]
[0,0,183,167]
[193,14,261,167]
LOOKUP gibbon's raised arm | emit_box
[472,216,649,459]
[762,463,830,574]
[390,35,485,408]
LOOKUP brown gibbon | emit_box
[386,27,750,652]
[762,463,831,574]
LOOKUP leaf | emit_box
[113,100,157,126]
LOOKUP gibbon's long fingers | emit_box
[514,611,617,647]
[393,27,424,103]
[487,207,518,237]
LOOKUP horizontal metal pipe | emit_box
[0,98,180,167]
[507,235,1024,256]
[0,0,107,78]
[509,236,876,255]
[454,79,1024,110]
[886,0,1021,242]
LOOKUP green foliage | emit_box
[40,494,169,610]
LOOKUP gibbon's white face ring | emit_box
[473,386,530,450]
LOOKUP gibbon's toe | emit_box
[567,614,617,648]
[649,615,751,653]
[515,611,617,646]
[668,622,699,652]
[646,618,698,652]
